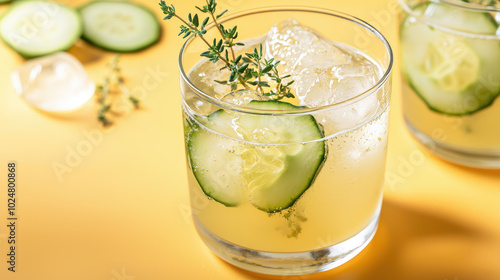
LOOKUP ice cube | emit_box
[263,19,384,134]
[183,94,216,116]
[188,58,229,98]
[264,18,381,106]
[187,36,270,107]
[221,89,268,106]
[293,58,380,107]
[264,19,351,74]
[313,61,382,136]
[316,91,381,136]
[187,58,269,107]
[187,17,382,122]
[11,52,94,113]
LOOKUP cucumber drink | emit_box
[399,0,500,168]
[179,8,392,275]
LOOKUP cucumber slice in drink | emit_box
[79,1,160,52]
[400,2,500,115]
[187,100,326,213]
[0,1,82,58]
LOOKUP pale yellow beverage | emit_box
[186,108,388,253]
[179,8,392,275]
[400,0,500,167]
[404,84,500,151]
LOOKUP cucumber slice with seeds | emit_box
[401,2,500,115]
[187,100,326,213]
[0,1,82,58]
[79,1,160,52]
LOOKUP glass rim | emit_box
[178,6,393,115]
[399,0,500,39]
[438,0,500,12]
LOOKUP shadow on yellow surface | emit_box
[215,199,500,280]
[446,163,500,182]
[68,41,106,65]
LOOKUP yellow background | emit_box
[0,0,499,279]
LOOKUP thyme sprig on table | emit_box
[95,55,140,126]
[159,0,294,100]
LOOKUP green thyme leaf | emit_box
[159,0,295,101]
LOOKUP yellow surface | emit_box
[0,0,499,279]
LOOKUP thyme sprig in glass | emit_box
[159,0,294,100]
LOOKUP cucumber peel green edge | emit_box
[186,100,327,213]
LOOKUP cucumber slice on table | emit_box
[79,1,160,52]
[187,100,326,213]
[0,1,82,58]
[400,2,500,115]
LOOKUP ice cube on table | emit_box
[11,52,95,113]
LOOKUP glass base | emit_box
[194,214,379,276]
[405,119,500,169]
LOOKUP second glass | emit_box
[399,0,500,168]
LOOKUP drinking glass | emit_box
[399,0,500,168]
[179,7,393,275]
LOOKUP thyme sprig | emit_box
[159,0,294,100]
[95,55,140,126]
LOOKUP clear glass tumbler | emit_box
[179,7,392,275]
[399,0,500,168]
